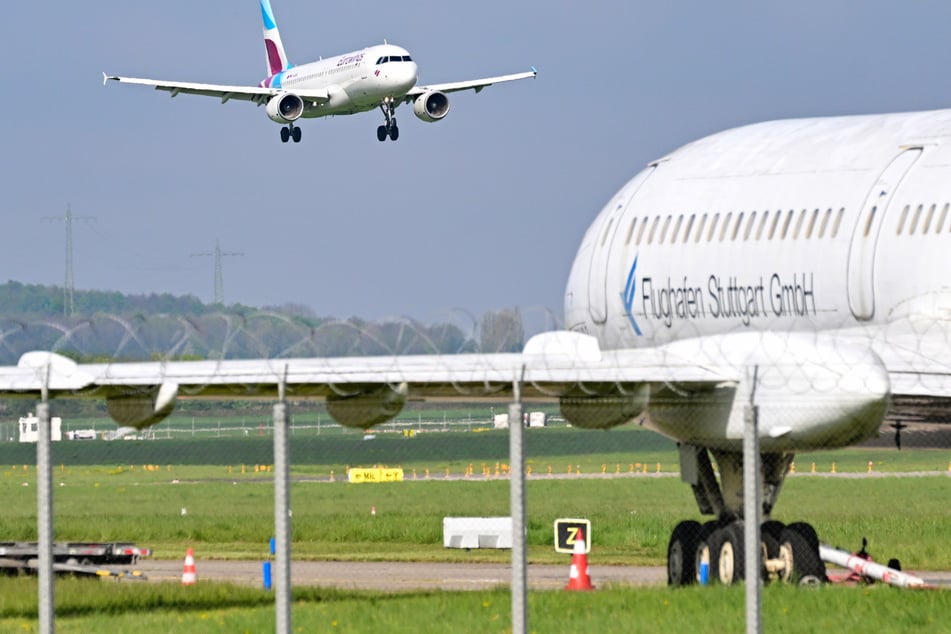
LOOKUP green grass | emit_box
[0,465,948,567]
[0,579,948,633]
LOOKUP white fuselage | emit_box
[261,44,418,117]
[565,109,951,350]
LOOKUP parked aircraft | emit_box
[103,0,535,143]
[4,108,951,586]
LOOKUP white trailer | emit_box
[18,413,62,443]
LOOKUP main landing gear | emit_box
[377,98,399,142]
[666,446,827,587]
[280,123,302,143]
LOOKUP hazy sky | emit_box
[4,1,950,327]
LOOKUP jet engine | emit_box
[559,384,650,429]
[266,93,304,123]
[105,382,178,430]
[325,383,408,429]
[413,91,450,122]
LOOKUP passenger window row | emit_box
[895,203,950,236]
[624,208,847,246]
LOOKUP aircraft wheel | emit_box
[389,124,400,141]
[292,127,302,143]
[280,127,290,143]
[779,522,826,585]
[667,520,701,586]
[708,522,744,585]
[377,125,388,142]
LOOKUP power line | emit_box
[42,204,95,317]
[190,239,244,305]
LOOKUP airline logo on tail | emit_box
[622,256,643,336]
[261,0,290,77]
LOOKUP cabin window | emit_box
[659,215,672,243]
[908,204,924,235]
[792,209,807,239]
[768,210,782,240]
[647,215,661,244]
[756,210,769,240]
[832,207,846,237]
[683,214,696,243]
[818,208,832,238]
[707,213,720,242]
[861,206,878,238]
[731,212,744,241]
[694,214,707,242]
[805,209,819,239]
[600,218,614,246]
[671,214,684,243]
[743,211,757,241]
[636,216,649,244]
[624,218,637,245]
[936,203,949,234]
[719,212,733,242]
[922,203,936,234]
[780,210,795,239]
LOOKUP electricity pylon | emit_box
[190,239,244,305]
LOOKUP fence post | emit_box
[510,369,527,634]
[273,374,291,634]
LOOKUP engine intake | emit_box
[413,91,450,122]
[266,93,304,123]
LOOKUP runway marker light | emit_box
[811,462,816,473]
[831,462,837,474]
[790,462,796,474]
[868,461,873,473]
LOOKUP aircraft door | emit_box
[587,166,655,324]
[846,148,921,320]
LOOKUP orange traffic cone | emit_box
[564,530,594,591]
[182,548,197,585]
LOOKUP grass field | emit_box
[0,579,949,633]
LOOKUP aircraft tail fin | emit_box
[261,0,290,76]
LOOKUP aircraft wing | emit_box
[1,332,731,402]
[405,68,536,100]
[103,74,330,105]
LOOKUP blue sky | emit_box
[3,1,949,327]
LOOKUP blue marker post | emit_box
[263,537,276,590]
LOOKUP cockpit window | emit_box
[376,55,412,65]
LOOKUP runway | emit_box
[136,559,666,590]
[134,559,951,590]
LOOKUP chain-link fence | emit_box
[0,309,949,631]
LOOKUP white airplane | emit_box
[103,0,535,143]
[4,109,951,586]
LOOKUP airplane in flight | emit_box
[4,108,951,587]
[103,0,535,143]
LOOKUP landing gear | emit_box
[280,124,302,143]
[377,98,399,141]
[665,446,826,587]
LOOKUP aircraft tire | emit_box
[292,127,302,143]
[377,125,388,142]
[779,522,826,585]
[389,125,400,141]
[708,522,744,585]
[667,520,701,586]
[281,127,290,143]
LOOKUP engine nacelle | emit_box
[559,384,649,429]
[105,382,178,430]
[326,383,408,429]
[413,91,450,122]
[266,93,304,123]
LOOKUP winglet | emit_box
[531,66,537,76]
[102,72,109,86]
